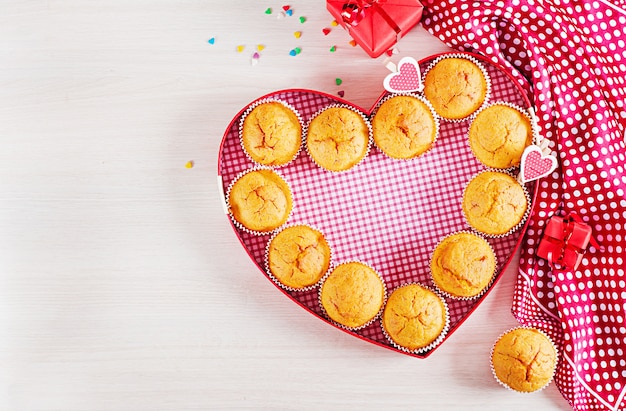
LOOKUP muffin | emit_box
[241,101,302,166]
[430,232,496,298]
[319,262,385,329]
[469,104,533,168]
[491,327,558,392]
[228,169,292,233]
[462,171,528,236]
[267,225,331,290]
[382,284,448,352]
[306,106,370,172]
[372,95,438,159]
[423,57,488,120]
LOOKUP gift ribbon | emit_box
[341,0,402,41]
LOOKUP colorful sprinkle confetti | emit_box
[335,78,342,86]
[257,44,265,52]
[252,52,260,59]
[289,49,297,56]
[237,45,245,53]
[330,20,339,27]
[338,90,345,97]
[282,5,290,11]
[265,8,272,14]
[294,31,302,39]
[208,37,215,45]
[294,47,302,54]
[329,45,336,52]
[322,28,331,35]
[299,16,306,23]
[286,9,293,16]
[349,40,357,47]
[185,161,194,169]
[385,49,393,56]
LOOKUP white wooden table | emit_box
[0,1,571,409]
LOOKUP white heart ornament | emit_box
[519,145,558,183]
[383,57,423,93]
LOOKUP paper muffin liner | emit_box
[305,104,373,173]
[318,260,387,331]
[421,53,492,123]
[380,283,450,355]
[370,93,441,161]
[238,98,306,168]
[490,326,559,393]
[461,169,532,238]
[428,230,499,301]
[466,101,540,171]
[225,166,294,236]
[264,223,333,292]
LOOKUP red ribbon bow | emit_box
[341,0,401,38]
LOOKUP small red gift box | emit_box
[327,0,424,58]
[536,214,593,270]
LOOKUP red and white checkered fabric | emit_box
[422,1,626,409]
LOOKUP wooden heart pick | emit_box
[383,57,423,93]
[519,144,557,183]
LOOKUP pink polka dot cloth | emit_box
[421,1,626,410]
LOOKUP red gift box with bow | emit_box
[536,214,593,271]
[327,0,424,58]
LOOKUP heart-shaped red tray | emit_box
[218,52,537,358]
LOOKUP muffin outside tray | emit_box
[217,52,539,359]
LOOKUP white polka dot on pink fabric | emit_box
[421,0,626,409]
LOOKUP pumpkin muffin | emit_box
[306,106,370,172]
[491,327,558,392]
[462,171,528,236]
[423,57,488,120]
[227,169,292,233]
[241,101,302,166]
[319,262,385,329]
[267,225,331,290]
[469,104,533,168]
[372,95,438,159]
[430,232,496,298]
[382,284,448,352]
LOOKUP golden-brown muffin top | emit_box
[382,284,447,351]
[320,262,385,329]
[462,171,527,236]
[469,104,533,168]
[241,102,302,166]
[372,95,437,159]
[307,107,369,172]
[268,225,331,289]
[491,328,557,392]
[424,58,487,120]
[430,232,496,298]
[228,169,292,233]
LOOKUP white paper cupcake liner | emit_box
[466,101,540,171]
[225,166,294,236]
[421,53,492,122]
[428,230,499,300]
[264,223,333,292]
[461,169,532,238]
[490,326,559,393]
[238,98,305,168]
[380,283,450,355]
[305,104,372,173]
[318,260,387,331]
[370,93,441,161]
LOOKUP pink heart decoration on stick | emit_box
[383,57,423,93]
[519,145,557,183]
